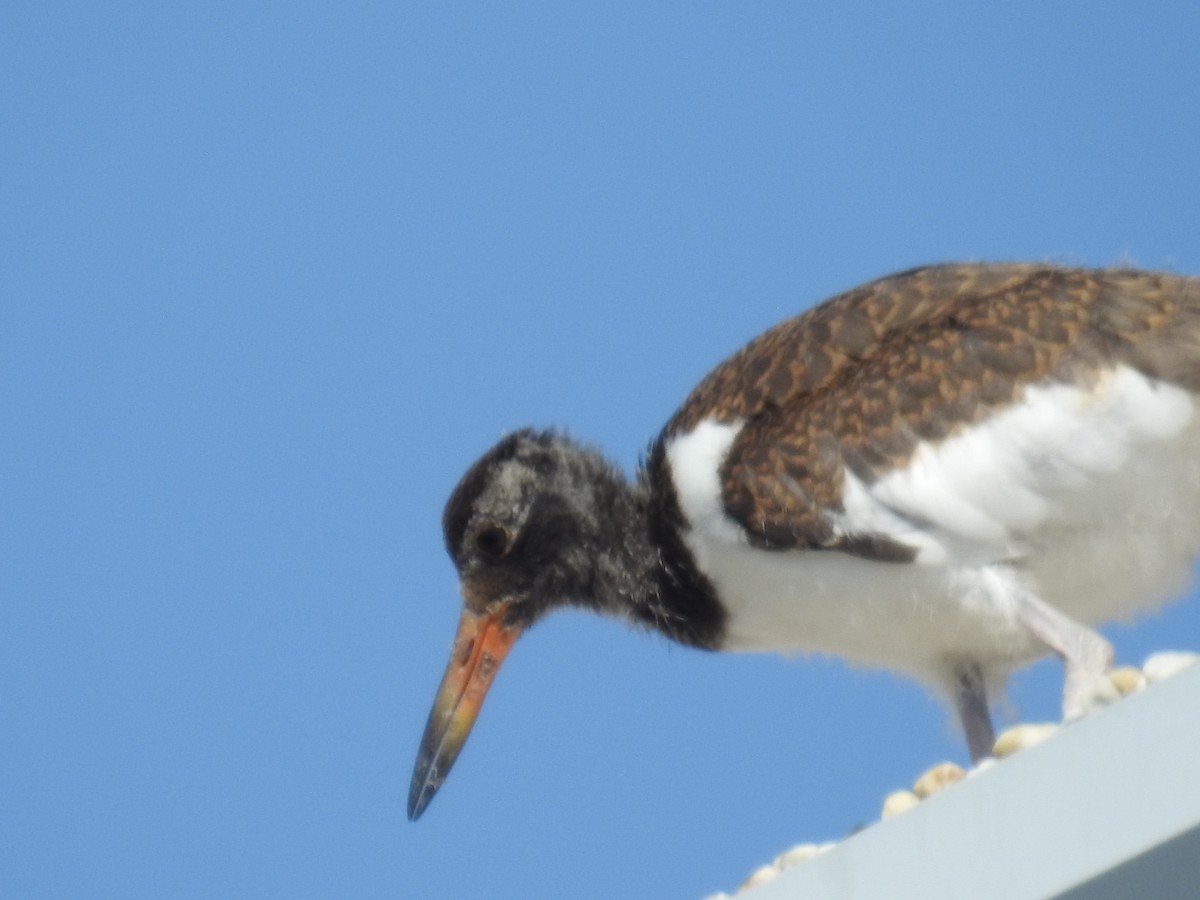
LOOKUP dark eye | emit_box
[474,524,512,559]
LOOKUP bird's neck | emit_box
[580,445,726,650]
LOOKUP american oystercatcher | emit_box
[408,263,1200,820]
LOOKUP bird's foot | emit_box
[1009,580,1116,721]
[1062,646,1119,721]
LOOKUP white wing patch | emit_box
[665,418,745,548]
[853,365,1195,565]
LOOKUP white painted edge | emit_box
[746,664,1200,900]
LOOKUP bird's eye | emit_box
[474,524,512,559]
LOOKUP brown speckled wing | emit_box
[663,264,1200,554]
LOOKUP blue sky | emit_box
[3,3,1199,898]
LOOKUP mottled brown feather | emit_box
[661,263,1200,552]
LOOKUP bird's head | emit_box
[407,429,638,820]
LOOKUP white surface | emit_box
[746,664,1200,900]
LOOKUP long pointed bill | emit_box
[407,605,522,820]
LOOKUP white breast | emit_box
[665,366,1200,689]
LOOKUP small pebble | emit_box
[773,843,824,870]
[1107,666,1146,696]
[912,761,965,798]
[738,864,779,892]
[992,722,1058,758]
[1143,651,1200,683]
[881,789,920,818]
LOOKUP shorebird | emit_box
[408,262,1200,820]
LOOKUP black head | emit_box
[441,428,638,629]
[408,429,645,820]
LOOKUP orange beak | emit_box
[407,605,522,820]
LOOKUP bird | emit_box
[407,262,1200,821]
